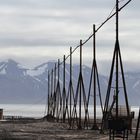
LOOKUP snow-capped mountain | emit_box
[0,59,47,104]
[0,59,27,77]
[0,59,139,106]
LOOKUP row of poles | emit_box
[47,24,103,129]
[45,1,140,139]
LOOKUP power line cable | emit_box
[49,0,132,74]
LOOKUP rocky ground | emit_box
[0,119,138,140]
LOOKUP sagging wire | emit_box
[45,0,132,116]
[48,0,132,74]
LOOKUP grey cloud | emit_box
[0,37,66,47]
[0,0,137,13]
[0,0,139,72]
[0,0,137,12]
[0,34,84,47]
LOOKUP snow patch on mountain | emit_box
[0,59,27,77]
[0,59,139,105]
[133,80,140,89]
[27,63,47,76]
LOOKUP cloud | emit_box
[0,0,139,74]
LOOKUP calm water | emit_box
[0,104,139,118]
[0,104,46,118]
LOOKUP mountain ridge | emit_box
[0,59,139,106]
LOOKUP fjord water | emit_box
[0,104,46,118]
[0,104,139,119]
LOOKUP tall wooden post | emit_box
[62,55,66,122]
[47,71,50,115]
[101,0,130,132]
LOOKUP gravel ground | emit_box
[0,119,138,140]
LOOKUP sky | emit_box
[0,0,139,75]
